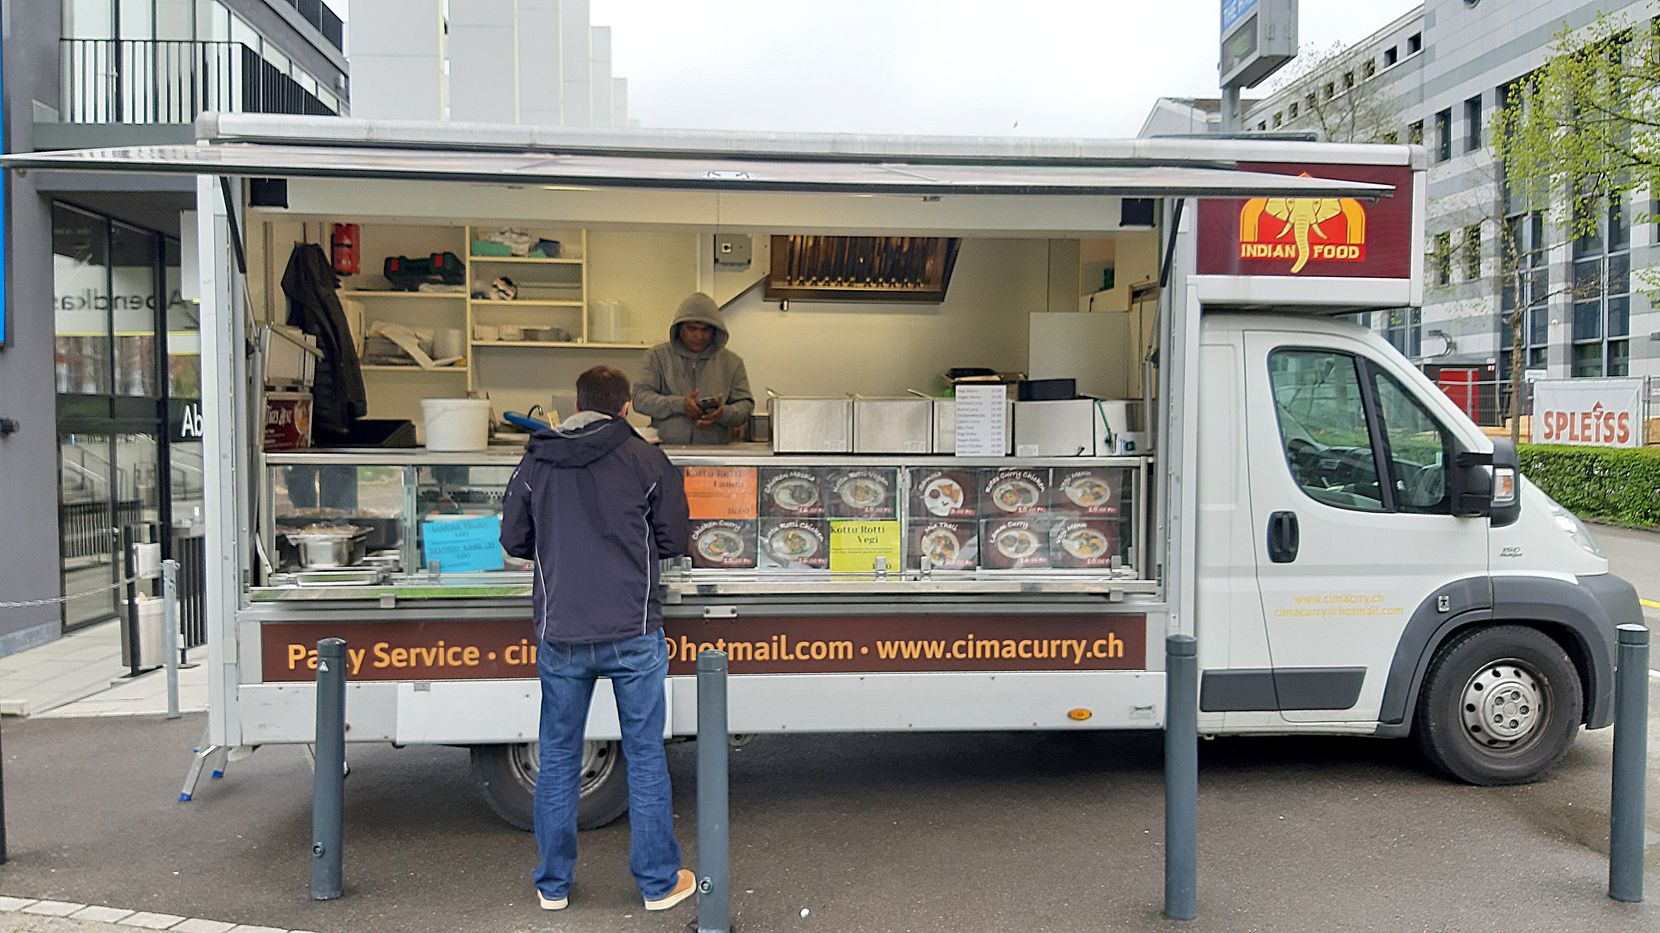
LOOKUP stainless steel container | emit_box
[769,395,853,453]
[931,398,1014,455]
[853,397,934,453]
[285,526,370,569]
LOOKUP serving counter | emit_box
[258,444,1154,604]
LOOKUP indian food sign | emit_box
[1197,163,1413,279]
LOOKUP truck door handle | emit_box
[1267,510,1299,563]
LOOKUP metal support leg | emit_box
[180,724,224,801]
[1609,624,1649,903]
[1164,633,1198,921]
[697,650,731,933]
[311,638,347,901]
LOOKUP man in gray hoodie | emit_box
[632,292,755,445]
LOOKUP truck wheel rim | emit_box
[1460,659,1546,750]
[513,741,620,798]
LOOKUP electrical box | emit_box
[714,233,752,267]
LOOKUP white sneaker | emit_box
[538,890,569,911]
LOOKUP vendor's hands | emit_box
[683,392,703,420]
[696,402,725,427]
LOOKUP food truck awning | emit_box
[3,142,1395,199]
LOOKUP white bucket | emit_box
[421,398,492,451]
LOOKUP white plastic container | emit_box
[589,298,625,343]
[421,398,492,451]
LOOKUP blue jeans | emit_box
[533,630,682,901]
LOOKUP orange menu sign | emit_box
[684,467,758,519]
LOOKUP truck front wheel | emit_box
[469,741,630,831]
[1414,625,1583,785]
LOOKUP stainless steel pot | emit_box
[285,526,370,569]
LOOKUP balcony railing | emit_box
[61,38,337,124]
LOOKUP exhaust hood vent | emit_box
[766,235,961,303]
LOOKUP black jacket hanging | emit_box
[282,242,366,438]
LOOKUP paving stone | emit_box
[21,900,88,916]
[117,911,189,929]
[172,919,237,933]
[0,897,39,912]
[72,905,138,923]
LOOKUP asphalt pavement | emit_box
[0,528,1656,933]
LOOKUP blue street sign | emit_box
[1222,0,1260,32]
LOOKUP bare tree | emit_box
[1265,41,1403,143]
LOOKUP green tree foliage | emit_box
[1491,8,1659,243]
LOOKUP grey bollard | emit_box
[1609,623,1649,903]
[162,560,181,720]
[696,650,731,933]
[1164,633,1198,922]
[311,638,347,901]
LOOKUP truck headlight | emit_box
[1544,496,1603,557]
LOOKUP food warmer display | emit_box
[257,448,1152,601]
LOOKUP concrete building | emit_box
[348,0,634,127]
[1144,1,1659,420]
[0,1,346,655]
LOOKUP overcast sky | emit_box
[331,1,1421,137]
[587,0,1421,137]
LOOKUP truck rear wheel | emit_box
[1413,625,1582,785]
[469,741,630,831]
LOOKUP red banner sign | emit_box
[1197,162,1414,279]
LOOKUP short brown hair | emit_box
[576,366,630,414]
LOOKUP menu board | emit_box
[672,462,1133,575]
[829,520,903,573]
[684,467,758,520]
[759,519,830,570]
[953,385,1008,456]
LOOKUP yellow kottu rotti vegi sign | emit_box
[829,520,901,573]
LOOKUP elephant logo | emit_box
[1238,174,1367,273]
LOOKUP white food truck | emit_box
[8,116,1640,830]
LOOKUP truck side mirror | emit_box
[1447,439,1520,525]
[1449,447,1493,518]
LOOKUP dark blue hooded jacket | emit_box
[500,414,689,645]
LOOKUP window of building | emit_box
[1464,223,1482,280]
[1384,47,1399,67]
[1323,81,1336,100]
[1289,102,1299,119]
[1465,95,1482,152]
[1364,59,1378,80]
[1257,121,1267,131]
[1274,112,1284,128]
[1435,109,1452,162]
[1501,211,1549,371]
[1408,33,1423,55]
[1344,71,1356,90]
[1384,307,1423,359]
[1432,232,1452,285]
[1570,197,1632,376]
[1408,120,1424,145]
[1382,131,1399,145]
[1305,93,1317,111]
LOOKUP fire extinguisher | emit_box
[331,223,360,276]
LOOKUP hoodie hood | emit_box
[527,413,633,467]
[669,292,730,358]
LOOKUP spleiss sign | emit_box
[1531,378,1644,448]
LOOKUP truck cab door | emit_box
[1242,332,1489,723]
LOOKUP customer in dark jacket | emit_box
[499,365,695,915]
